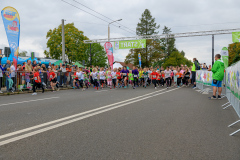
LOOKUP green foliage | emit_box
[228,42,240,66]
[44,23,89,63]
[18,51,27,57]
[86,43,107,67]
[160,26,177,58]
[125,9,163,67]
[163,51,192,68]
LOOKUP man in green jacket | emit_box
[209,54,225,99]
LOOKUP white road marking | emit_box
[95,90,108,93]
[0,89,166,140]
[0,88,179,146]
[0,97,60,107]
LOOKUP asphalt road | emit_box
[0,86,239,160]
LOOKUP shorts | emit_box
[212,80,222,87]
[51,78,57,83]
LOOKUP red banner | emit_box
[104,42,114,70]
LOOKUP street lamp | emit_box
[108,19,122,42]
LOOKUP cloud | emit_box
[0,0,239,66]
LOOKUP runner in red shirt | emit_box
[32,68,44,95]
[49,68,59,92]
[151,69,159,89]
[116,69,122,88]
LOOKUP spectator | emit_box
[191,58,199,89]
[10,62,16,90]
[209,54,225,100]
[38,61,42,66]
[0,61,3,93]
[32,60,37,68]
[60,64,66,86]
[5,60,11,69]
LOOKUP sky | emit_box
[0,0,240,66]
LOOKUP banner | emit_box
[114,39,146,49]
[221,47,229,68]
[104,42,114,70]
[196,70,212,86]
[232,32,240,43]
[1,6,20,68]
[138,53,141,68]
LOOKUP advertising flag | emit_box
[232,32,240,43]
[104,42,114,70]
[114,39,146,49]
[220,47,229,68]
[138,53,141,68]
[1,6,20,68]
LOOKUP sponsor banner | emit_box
[1,6,20,68]
[138,53,141,68]
[104,42,114,70]
[114,39,146,49]
[232,32,240,43]
[221,47,229,68]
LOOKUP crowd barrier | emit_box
[0,71,76,92]
[196,63,240,136]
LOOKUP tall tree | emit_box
[44,23,89,63]
[18,51,27,57]
[163,51,192,68]
[228,42,240,66]
[85,43,107,67]
[125,9,162,67]
[161,26,176,58]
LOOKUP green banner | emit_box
[232,32,240,43]
[221,47,229,68]
[114,39,146,49]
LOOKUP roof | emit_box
[115,61,134,70]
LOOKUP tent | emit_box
[113,62,123,69]
[0,57,26,65]
[74,62,84,68]
[53,60,63,66]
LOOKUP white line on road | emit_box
[0,88,179,146]
[95,90,108,93]
[0,97,60,107]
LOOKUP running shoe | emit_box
[133,87,135,89]
[218,95,222,100]
[0,91,3,94]
[124,86,127,89]
[95,87,96,89]
[97,87,99,90]
[32,92,37,95]
[155,87,157,89]
[209,96,217,100]
[167,87,168,89]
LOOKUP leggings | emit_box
[133,77,138,87]
[79,80,84,88]
[33,81,44,93]
[152,79,157,87]
[112,79,116,88]
[177,78,182,86]
[165,77,171,87]
[144,78,148,86]
[184,78,189,85]
[93,79,98,88]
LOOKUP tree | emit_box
[228,42,240,66]
[163,51,192,68]
[125,9,162,67]
[85,43,107,67]
[44,23,89,63]
[160,26,177,58]
[18,51,27,57]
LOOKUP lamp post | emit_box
[108,19,122,42]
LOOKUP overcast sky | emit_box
[1,0,240,65]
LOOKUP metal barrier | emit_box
[196,63,240,136]
[0,70,77,92]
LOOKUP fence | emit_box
[196,62,240,136]
[0,71,77,92]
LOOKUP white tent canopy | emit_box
[113,62,123,69]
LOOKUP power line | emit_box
[60,0,135,35]
[72,0,136,34]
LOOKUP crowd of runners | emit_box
[0,58,207,95]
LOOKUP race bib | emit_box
[177,75,179,78]
[34,77,37,80]
[153,75,156,78]
[134,75,138,78]
[50,75,53,78]
[144,75,148,78]
[108,76,111,79]
[123,73,126,76]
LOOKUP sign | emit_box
[31,52,35,60]
[221,47,229,68]
[1,6,20,68]
[114,39,146,49]
[138,53,141,68]
[232,32,240,43]
[104,42,114,70]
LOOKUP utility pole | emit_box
[62,19,65,64]
[212,35,214,66]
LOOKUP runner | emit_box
[164,67,172,89]
[91,68,99,90]
[150,69,159,89]
[142,68,149,88]
[132,66,139,89]
[176,69,182,88]
[107,71,112,89]
[111,68,117,89]
[49,68,59,92]
[128,70,134,87]
[116,69,122,88]
[99,67,105,89]
[120,66,129,89]
[32,68,44,95]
